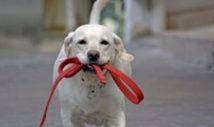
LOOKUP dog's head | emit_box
[64,24,133,76]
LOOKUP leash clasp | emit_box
[88,83,104,99]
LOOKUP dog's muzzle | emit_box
[76,51,109,66]
[87,50,100,62]
[83,50,101,74]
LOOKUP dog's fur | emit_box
[53,0,134,126]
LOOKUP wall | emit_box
[166,0,214,29]
[0,0,43,36]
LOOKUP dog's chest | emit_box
[72,88,109,125]
[74,86,105,114]
[70,79,122,113]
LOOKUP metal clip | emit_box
[88,83,104,99]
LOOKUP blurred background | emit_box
[0,0,214,127]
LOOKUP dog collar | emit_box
[39,57,144,127]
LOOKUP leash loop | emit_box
[58,57,82,78]
[102,64,144,104]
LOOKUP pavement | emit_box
[0,37,214,127]
[164,26,214,41]
[161,26,214,66]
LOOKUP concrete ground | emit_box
[0,37,214,127]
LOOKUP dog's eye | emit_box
[100,40,109,45]
[78,40,87,45]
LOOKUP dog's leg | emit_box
[104,112,125,127]
[60,109,85,127]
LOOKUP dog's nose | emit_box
[87,50,100,62]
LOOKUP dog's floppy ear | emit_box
[64,32,74,57]
[113,33,134,62]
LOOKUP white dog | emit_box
[53,0,134,126]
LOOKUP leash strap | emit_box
[102,64,144,104]
[39,57,144,127]
[39,58,84,127]
[92,64,106,84]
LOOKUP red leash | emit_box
[39,57,144,127]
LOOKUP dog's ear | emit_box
[113,33,134,62]
[64,32,74,57]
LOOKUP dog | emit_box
[53,0,134,126]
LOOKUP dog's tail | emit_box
[89,0,110,24]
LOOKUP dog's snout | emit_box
[87,50,100,62]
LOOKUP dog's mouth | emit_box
[83,65,96,74]
[83,64,106,75]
